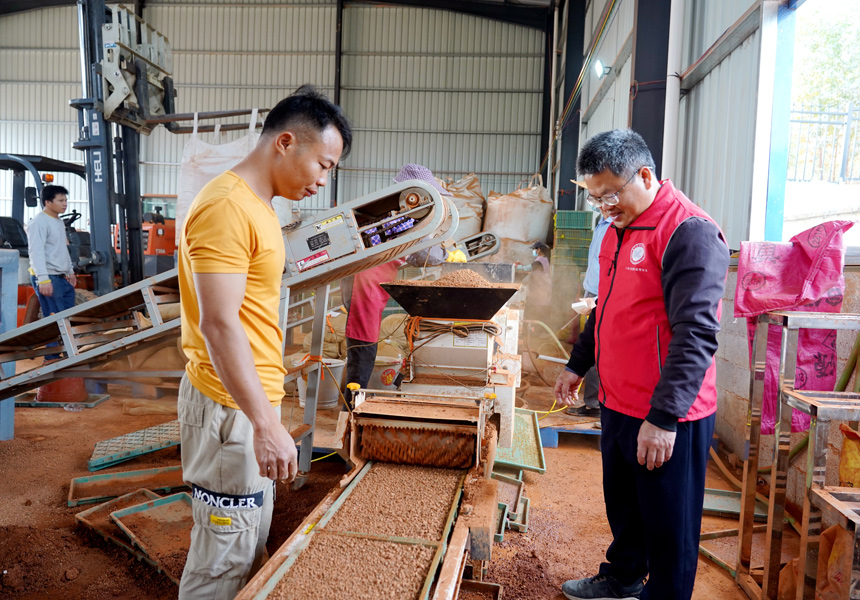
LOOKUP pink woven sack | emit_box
[734,221,854,434]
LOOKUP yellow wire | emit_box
[535,381,584,421]
[311,451,338,463]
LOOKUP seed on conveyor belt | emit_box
[326,462,463,541]
[268,532,435,600]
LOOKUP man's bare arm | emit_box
[194,272,297,482]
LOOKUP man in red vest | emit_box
[554,129,729,600]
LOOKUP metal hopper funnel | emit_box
[380,281,519,320]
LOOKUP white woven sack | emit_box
[176,110,261,235]
[484,174,552,244]
[437,173,485,241]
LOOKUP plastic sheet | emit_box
[734,221,854,434]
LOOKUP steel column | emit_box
[557,0,586,211]
[630,0,672,178]
[294,284,331,487]
[121,127,144,283]
[763,4,796,242]
[737,317,768,584]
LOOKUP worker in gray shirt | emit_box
[28,185,77,347]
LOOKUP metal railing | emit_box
[788,102,860,182]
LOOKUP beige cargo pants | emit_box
[177,374,277,600]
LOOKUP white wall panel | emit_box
[0,8,87,224]
[0,49,80,83]
[146,0,333,4]
[611,55,632,128]
[581,0,633,116]
[344,88,541,133]
[0,6,79,48]
[343,6,542,55]
[145,5,336,53]
[139,2,337,212]
[585,0,632,107]
[172,53,333,87]
[342,56,542,92]
[2,1,544,222]
[684,0,757,68]
[0,82,80,122]
[339,4,544,202]
[677,29,760,250]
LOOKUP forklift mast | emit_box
[70,0,174,295]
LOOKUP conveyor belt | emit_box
[0,270,181,399]
[0,181,458,400]
[236,461,465,600]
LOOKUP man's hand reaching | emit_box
[554,369,583,407]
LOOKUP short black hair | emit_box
[41,185,69,207]
[577,129,656,179]
[262,84,352,158]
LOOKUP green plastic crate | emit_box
[553,256,589,268]
[555,228,593,243]
[554,238,590,250]
[554,210,594,229]
[553,246,589,261]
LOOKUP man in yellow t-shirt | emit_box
[177,85,352,600]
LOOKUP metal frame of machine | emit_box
[453,231,501,262]
[0,180,458,464]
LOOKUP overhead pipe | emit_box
[661,0,686,181]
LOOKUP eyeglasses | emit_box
[585,168,642,208]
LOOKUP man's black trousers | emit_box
[597,406,715,600]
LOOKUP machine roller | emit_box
[349,390,490,469]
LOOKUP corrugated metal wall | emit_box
[564,0,759,249]
[339,4,545,200]
[683,0,757,67]
[676,1,761,249]
[142,1,337,211]
[2,1,547,228]
[0,6,87,224]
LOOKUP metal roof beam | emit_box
[368,0,551,30]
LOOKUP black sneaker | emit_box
[564,405,601,418]
[561,574,644,600]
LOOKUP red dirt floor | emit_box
[1,383,750,599]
